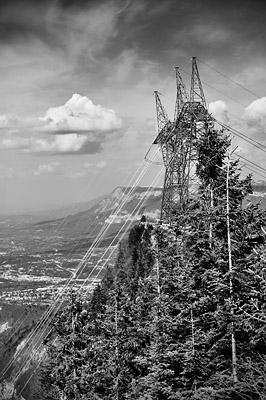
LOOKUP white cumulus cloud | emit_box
[0,94,123,155]
[40,94,122,134]
[244,97,266,131]
[208,100,229,124]
[32,134,90,154]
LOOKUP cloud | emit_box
[34,162,63,176]
[40,94,122,134]
[59,159,108,179]
[83,161,92,168]
[0,165,15,179]
[107,49,157,85]
[33,159,108,179]
[1,133,103,155]
[0,94,122,155]
[0,1,120,60]
[208,100,229,124]
[96,160,107,168]
[33,159,109,179]
[0,0,164,122]
[191,25,231,46]
[0,113,20,127]
[0,1,128,117]
[243,97,266,132]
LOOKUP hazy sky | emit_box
[1,0,266,213]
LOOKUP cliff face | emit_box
[246,181,266,209]
[0,187,162,307]
[1,183,265,308]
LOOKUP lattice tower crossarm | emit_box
[160,102,210,224]
[154,91,169,134]
[153,57,212,224]
[190,56,207,108]
[174,67,189,121]
[153,91,175,166]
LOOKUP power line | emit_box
[0,147,163,384]
[197,58,262,99]
[8,165,165,390]
[216,120,266,154]
[240,164,266,181]
[157,92,266,159]
[179,66,266,132]
[179,67,249,109]
[237,154,266,174]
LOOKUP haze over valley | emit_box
[0,186,162,307]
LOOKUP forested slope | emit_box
[36,128,266,400]
[1,127,264,399]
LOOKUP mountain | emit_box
[36,185,162,238]
[246,180,266,209]
[1,183,266,399]
[0,186,162,308]
[0,182,265,309]
[0,186,162,398]
[0,194,108,225]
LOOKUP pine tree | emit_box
[41,128,266,399]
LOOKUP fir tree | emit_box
[41,128,266,399]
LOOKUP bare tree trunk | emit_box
[191,304,197,391]
[226,155,238,384]
[209,186,213,249]
[114,279,119,400]
[71,301,78,399]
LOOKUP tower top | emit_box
[174,67,188,121]
[190,57,207,108]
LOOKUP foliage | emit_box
[39,128,266,399]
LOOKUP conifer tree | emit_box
[41,128,266,399]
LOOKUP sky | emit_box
[0,0,266,213]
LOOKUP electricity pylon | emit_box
[154,57,213,224]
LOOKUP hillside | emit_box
[0,186,162,308]
[1,182,266,308]
[34,126,266,400]
[0,186,162,398]
[1,178,266,399]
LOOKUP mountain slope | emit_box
[34,186,162,243]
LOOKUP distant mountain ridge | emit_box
[1,182,266,398]
[29,181,266,249]
[32,180,266,222]
[1,181,266,231]
[34,186,163,243]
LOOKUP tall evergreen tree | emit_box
[41,128,266,400]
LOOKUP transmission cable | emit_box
[179,67,248,109]
[215,119,266,154]
[237,154,266,174]
[80,164,165,295]
[3,145,161,358]
[0,147,162,382]
[197,58,262,99]
[240,164,266,181]
[0,63,179,382]
[8,163,165,387]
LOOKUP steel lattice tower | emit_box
[154,57,213,224]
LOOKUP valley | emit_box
[0,183,265,309]
[0,186,162,307]
[0,183,266,398]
